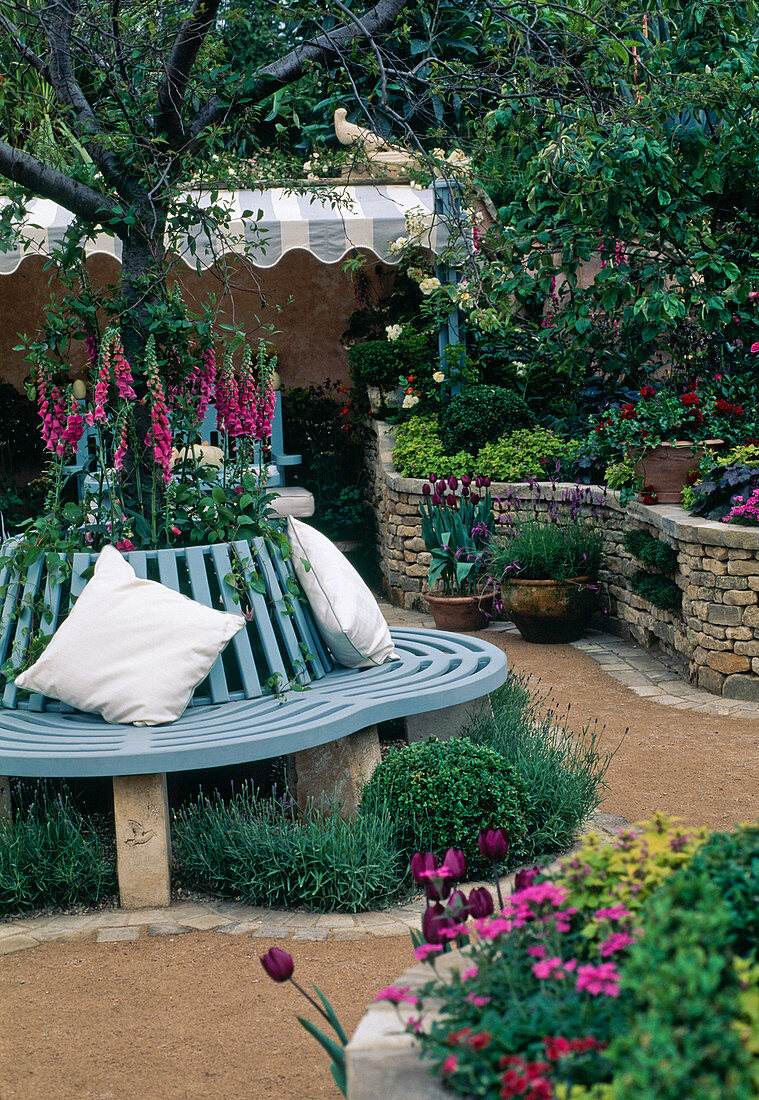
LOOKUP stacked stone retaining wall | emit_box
[368,421,759,700]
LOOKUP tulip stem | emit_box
[492,862,504,910]
[290,978,334,1029]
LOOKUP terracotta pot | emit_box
[632,441,721,504]
[501,576,597,644]
[425,590,494,632]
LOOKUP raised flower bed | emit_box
[368,422,759,701]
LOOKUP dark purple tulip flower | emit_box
[477,828,510,863]
[410,851,439,884]
[422,482,431,496]
[429,473,438,484]
[446,493,456,507]
[514,866,541,892]
[448,475,459,491]
[467,886,495,919]
[482,476,491,488]
[422,902,456,945]
[260,946,295,983]
[471,492,480,504]
[443,848,467,881]
[447,888,469,920]
[462,474,472,486]
[432,493,443,506]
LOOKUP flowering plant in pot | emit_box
[490,483,603,644]
[419,474,496,631]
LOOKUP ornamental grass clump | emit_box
[172,785,406,912]
[0,781,116,914]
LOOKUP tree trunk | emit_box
[119,212,167,363]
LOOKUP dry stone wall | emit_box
[368,421,759,700]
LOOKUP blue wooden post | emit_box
[432,178,465,398]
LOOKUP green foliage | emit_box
[361,737,527,870]
[346,341,399,391]
[629,570,682,612]
[440,386,530,455]
[0,782,116,914]
[623,529,678,573]
[491,520,603,582]
[559,815,707,929]
[466,674,613,861]
[684,823,759,959]
[392,415,475,479]
[477,429,578,482]
[172,788,406,913]
[609,873,756,1100]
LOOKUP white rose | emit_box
[385,324,403,342]
[419,276,442,295]
[402,394,420,409]
[388,236,408,253]
[433,371,446,383]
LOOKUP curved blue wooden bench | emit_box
[0,538,507,908]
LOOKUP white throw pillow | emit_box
[15,545,245,725]
[287,517,396,668]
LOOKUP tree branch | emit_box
[187,0,409,144]
[0,12,50,80]
[156,0,223,141]
[0,140,122,227]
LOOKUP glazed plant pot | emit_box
[425,590,494,632]
[501,576,597,644]
[632,441,721,505]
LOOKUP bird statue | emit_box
[334,108,392,153]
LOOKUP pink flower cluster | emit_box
[85,330,136,428]
[144,344,173,485]
[36,359,81,455]
[723,488,759,526]
[216,346,277,444]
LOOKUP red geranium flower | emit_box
[640,384,656,399]
[680,392,699,407]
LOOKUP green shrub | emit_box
[477,427,578,481]
[609,871,756,1100]
[392,415,475,479]
[623,529,678,573]
[347,340,400,390]
[465,675,613,860]
[0,782,116,914]
[490,518,603,581]
[629,570,682,611]
[360,736,527,869]
[684,823,759,958]
[440,385,530,455]
[173,788,407,912]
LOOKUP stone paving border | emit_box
[0,813,627,957]
[379,600,759,719]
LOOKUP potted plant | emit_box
[589,383,725,503]
[419,474,495,631]
[346,340,403,414]
[490,489,603,643]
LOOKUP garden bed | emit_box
[368,422,759,700]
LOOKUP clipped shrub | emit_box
[173,788,406,912]
[466,674,613,860]
[623,529,678,573]
[609,872,756,1099]
[440,385,530,455]
[684,822,759,957]
[478,427,579,481]
[360,736,527,869]
[0,782,116,914]
[392,415,475,479]
[346,340,399,390]
[629,570,682,611]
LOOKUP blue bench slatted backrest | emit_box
[0,540,334,714]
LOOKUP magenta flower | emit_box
[599,932,636,957]
[410,851,439,884]
[260,946,295,983]
[374,985,419,1006]
[477,828,509,862]
[443,848,467,880]
[576,962,621,997]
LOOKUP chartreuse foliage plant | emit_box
[0,782,116,914]
[360,737,528,871]
[392,415,474,480]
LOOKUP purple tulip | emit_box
[467,886,495,919]
[443,848,467,881]
[432,493,443,505]
[448,475,458,491]
[477,828,510,863]
[447,888,469,920]
[422,482,431,496]
[475,476,483,489]
[260,946,295,983]
[422,902,457,944]
[410,851,439,884]
[446,493,456,507]
[482,476,491,488]
[514,866,541,892]
[461,486,470,497]
[462,474,472,486]
[471,492,480,504]
[428,473,437,484]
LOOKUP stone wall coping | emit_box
[372,420,759,550]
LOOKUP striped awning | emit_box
[0,184,446,275]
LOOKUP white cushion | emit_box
[15,545,245,725]
[287,517,396,669]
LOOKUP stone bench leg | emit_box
[113,774,171,910]
[290,726,381,818]
[404,695,494,744]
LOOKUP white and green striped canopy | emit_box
[0,184,445,274]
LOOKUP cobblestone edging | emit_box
[368,421,759,700]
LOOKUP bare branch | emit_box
[188,0,409,144]
[156,0,223,141]
[0,139,123,227]
[0,12,50,80]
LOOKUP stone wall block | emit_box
[734,641,759,657]
[728,560,759,576]
[723,590,757,606]
[698,666,725,694]
[707,604,742,626]
[723,674,759,701]
[706,651,751,674]
[743,606,759,629]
